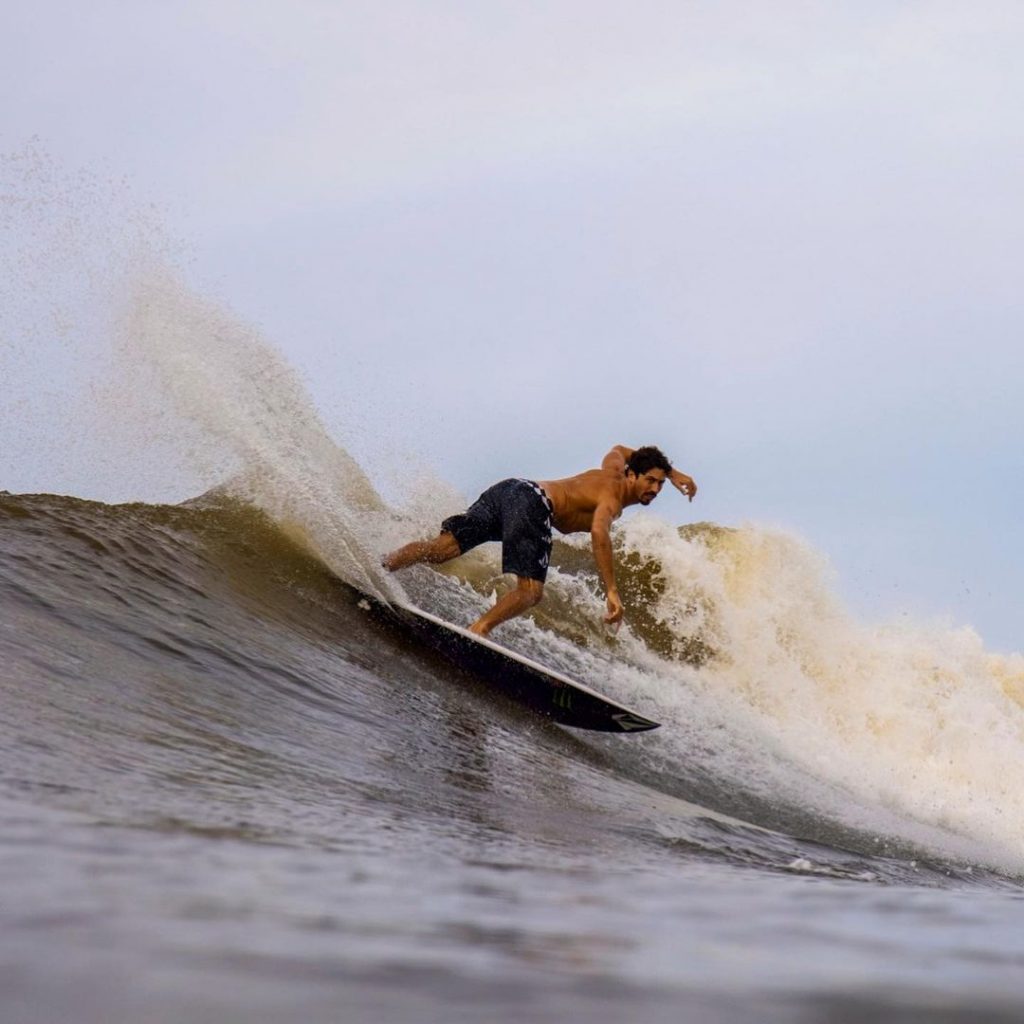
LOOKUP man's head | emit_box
[626,446,672,505]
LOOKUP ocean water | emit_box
[4,484,1024,1024]
[3,211,1024,1021]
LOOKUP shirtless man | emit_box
[382,445,697,636]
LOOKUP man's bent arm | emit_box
[669,466,697,501]
[602,444,698,500]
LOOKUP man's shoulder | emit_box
[546,467,621,497]
[564,467,619,491]
[578,465,622,482]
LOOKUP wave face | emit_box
[5,485,1024,1022]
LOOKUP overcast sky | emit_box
[2,1,1022,650]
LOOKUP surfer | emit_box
[383,445,697,636]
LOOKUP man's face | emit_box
[632,468,667,505]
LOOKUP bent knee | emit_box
[435,531,463,560]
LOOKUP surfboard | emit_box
[355,592,660,733]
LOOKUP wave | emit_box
[4,250,1023,875]
[3,482,1023,877]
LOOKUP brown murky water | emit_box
[3,491,1024,1024]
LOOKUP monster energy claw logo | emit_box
[552,686,573,710]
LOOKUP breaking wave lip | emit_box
[3,487,1023,883]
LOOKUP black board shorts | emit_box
[441,479,554,582]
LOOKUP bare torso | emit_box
[537,470,624,535]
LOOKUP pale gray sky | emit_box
[3,1,1023,649]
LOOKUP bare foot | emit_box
[468,622,491,637]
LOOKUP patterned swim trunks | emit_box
[441,479,554,582]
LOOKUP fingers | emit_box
[675,477,697,501]
[604,603,624,625]
[604,588,624,627]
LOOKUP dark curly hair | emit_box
[626,445,672,477]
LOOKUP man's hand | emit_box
[670,469,697,502]
[604,588,624,626]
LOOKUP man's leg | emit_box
[383,531,462,571]
[469,577,543,637]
